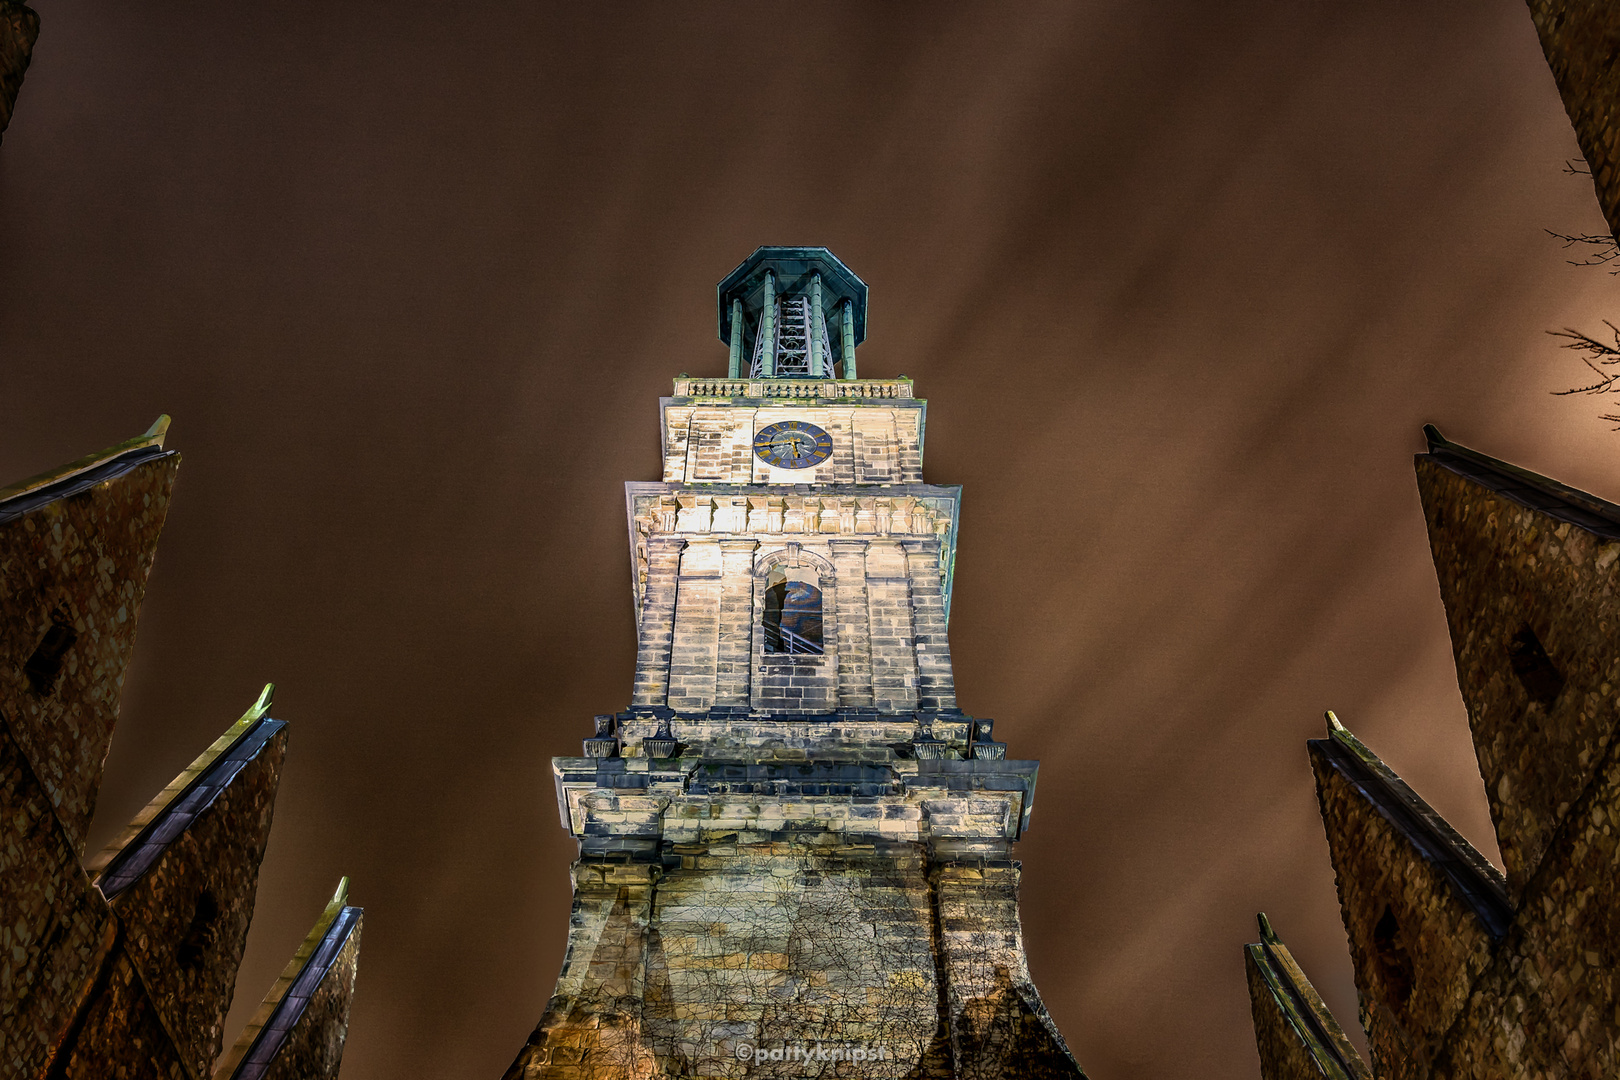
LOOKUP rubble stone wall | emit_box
[1430,730,1620,1078]
[0,713,115,1079]
[1309,741,1497,1079]
[0,453,180,855]
[1416,457,1620,898]
[1525,0,1620,241]
[1245,950,1340,1080]
[103,727,287,1077]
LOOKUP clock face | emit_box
[753,421,834,469]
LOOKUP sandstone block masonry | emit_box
[1248,426,1620,1079]
[504,248,1084,1078]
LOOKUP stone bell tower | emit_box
[502,247,1086,1079]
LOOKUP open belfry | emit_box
[1247,427,1620,1078]
[503,248,1085,1079]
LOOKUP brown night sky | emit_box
[4,2,1618,1076]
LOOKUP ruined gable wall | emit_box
[1416,457,1620,897]
[1525,0,1620,241]
[1430,713,1620,1078]
[1309,742,1498,1079]
[0,454,181,855]
[1244,950,1339,1080]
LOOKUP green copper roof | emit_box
[717,246,868,348]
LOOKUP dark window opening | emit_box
[1372,904,1415,1009]
[763,581,823,655]
[1509,624,1564,707]
[178,891,220,970]
[25,611,78,697]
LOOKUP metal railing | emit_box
[764,622,823,655]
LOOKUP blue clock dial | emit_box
[753,421,834,469]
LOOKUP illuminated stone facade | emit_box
[504,248,1085,1079]
[1248,428,1620,1079]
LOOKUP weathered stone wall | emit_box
[59,950,190,1080]
[1252,438,1620,1079]
[660,394,924,486]
[648,840,941,1077]
[933,864,1084,1079]
[96,724,288,1076]
[247,914,363,1080]
[0,0,37,143]
[0,451,180,855]
[510,845,1075,1080]
[1416,454,1620,899]
[0,711,115,1079]
[1309,730,1503,1079]
[1524,0,1620,241]
[0,431,362,1080]
[629,531,962,717]
[1244,926,1373,1080]
[1425,735,1620,1077]
[0,444,177,1078]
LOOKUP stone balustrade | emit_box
[671,377,915,399]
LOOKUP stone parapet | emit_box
[671,376,914,400]
[551,752,1037,856]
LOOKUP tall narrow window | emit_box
[764,580,824,654]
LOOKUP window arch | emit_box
[762,570,824,655]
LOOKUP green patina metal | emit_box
[760,271,776,377]
[727,299,744,379]
[841,298,856,378]
[809,273,825,378]
[717,246,867,380]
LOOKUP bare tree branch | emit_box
[1545,229,1620,271]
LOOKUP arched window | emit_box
[763,578,824,654]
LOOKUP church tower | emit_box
[503,247,1085,1079]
